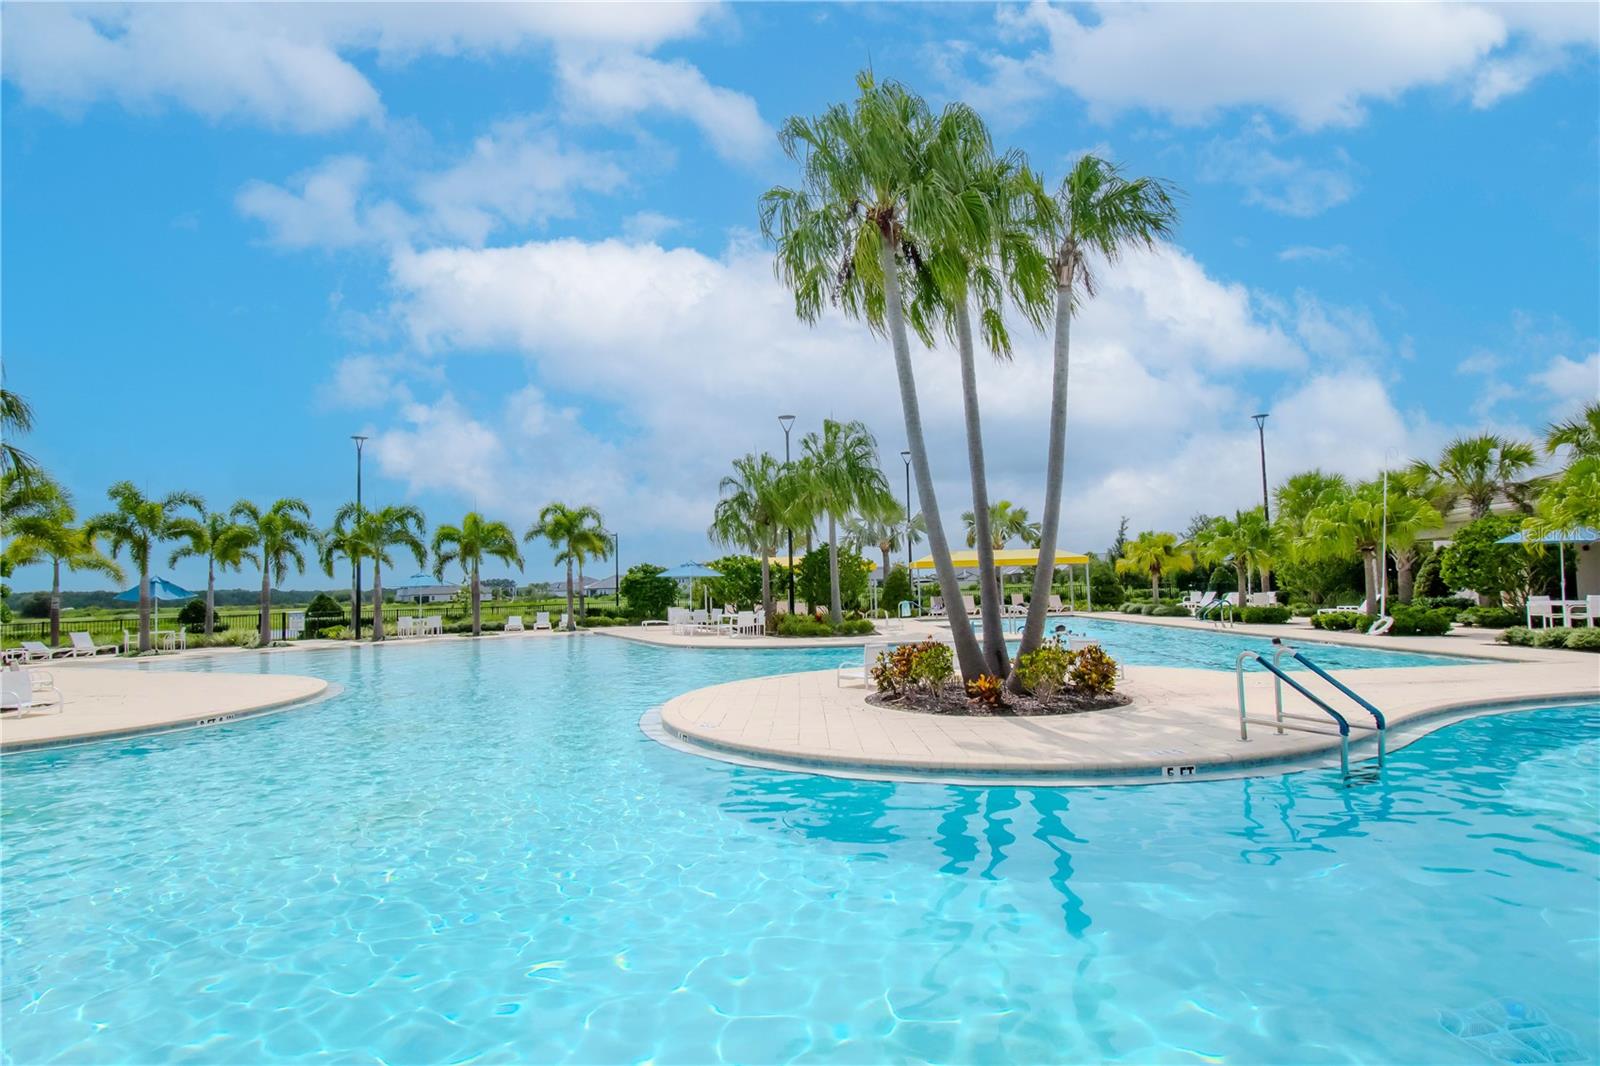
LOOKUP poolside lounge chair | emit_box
[505,615,525,632]
[1187,591,1218,616]
[18,641,70,662]
[961,594,977,615]
[533,612,552,631]
[1582,595,1600,627]
[1316,598,1367,616]
[67,632,118,657]
[396,616,416,638]
[1,668,62,715]
[928,597,946,618]
[1248,591,1279,607]
[557,612,570,631]
[838,642,891,688]
[1525,596,1556,628]
[1047,594,1064,613]
[730,611,760,637]
[1007,593,1027,617]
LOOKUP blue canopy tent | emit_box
[659,562,720,610]
[1496,526,1598,606]
[113,576,198,640]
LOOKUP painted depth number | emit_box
[1162,765,1198,779]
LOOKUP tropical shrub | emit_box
[1069,645,1119,695]
[1239,606,1291,624]
[1459,606,1521,629]
[907,642,953,691]
[1438,515,1560,606]
[797,545,871,613]
[1119,601,1142,613]
[1015,643,1074,697]
[965,673,1005,707]
[304,592,344,637]
[777,613,834,637]
[1531,628,1570,649]
[1499,626,1535,646]
[1416,596,1475,612]
[1311,611,1375,633]
[620,564,677,620]
[836,617,876,635]
[223,629,259,647]
[706,554,763,608]
[1151,604,1190,617]
[445,619,506,634]
[176,599,229,633]
[1087,560,1125,607]
[1385,605,1453,637]
[880,564,912,614]
[1565,628,1600,652]
[17,592,49,618]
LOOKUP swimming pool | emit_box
[1027,615,1482,671]
[3,637,1592,1063]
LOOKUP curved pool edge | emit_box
[648,661,1600,786]
[0,674,339,754]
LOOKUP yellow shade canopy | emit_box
[765,552,877,570]
[910,548,1089,570]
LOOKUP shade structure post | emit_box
[1086,561,1092,614]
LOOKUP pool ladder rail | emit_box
[1236,638,1387,782]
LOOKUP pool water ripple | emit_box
[1,635,1593,1064]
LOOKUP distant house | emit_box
[392,574,460,603]
[582,574,619,597]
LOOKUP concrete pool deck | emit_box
[0,664,329,752]
[655,651,1599,785]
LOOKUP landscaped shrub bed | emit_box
[1239,606,1291,624]
[1310,611,1373,632]
[1505,627,1600,651]
[776,611,875,637]
[1458,606,1521,629]
[869,639,1127,716]
[1384,604,1454,636]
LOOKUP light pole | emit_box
[779,414,796,614]
[901,449,913,606]
[351,434,368,639]
[613,531,620,612]
[1251,413,1270,521]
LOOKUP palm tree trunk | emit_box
[471,561,481,637]
[205,559,216,637]
[1020,267,1073,664]
[1361,549,1377,613]
[351,553,361,637]
[48,558,61,646]
[372,563,385,640]
[759,552,773,634]
[1237,565,1248,608]
[1396,549,1416,604]
[565,558,575,631]
[1151,572,1160,601]
[879,543,890,583]
[827,513,842,624]
[138,567,151,653]
[877,228,985,679]
[258,569,271,648]
[578,559,587,621]
[955,299,1008,678]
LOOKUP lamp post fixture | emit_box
[351,434,368,639]
[901,449,913,605]
[779,414,796,614]
[613,531,620,612]
[1251,413,1270,521]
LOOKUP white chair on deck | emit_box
[533,612,552,631]
[1007,593,1027,617]
[1048,594,1064,612]
[68,632,118,657]
[2,668,62,715]
[557,612,570,631]
[18,641,70,662]
[928,596,946,618]
[505,615,525,632]
[396,616,416,638]
[1525,596,1556,628]
[1317,598,1366,616]
[1188,591,1218,616]
[838,642,890,688]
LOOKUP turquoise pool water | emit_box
[3,637,1593,1064]
[1025,615,1482,671]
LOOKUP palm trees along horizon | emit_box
[433,512,524,637]
[232,498,317,647]
[1114,531,1193,601]
[526,503,608,632]
[760,71,990,678]
[333,503,427,641]
[2,473,123,645]
[710,453,787,628]
[168,501,251,636]
[800,419,894,624]
[85,481,199,652]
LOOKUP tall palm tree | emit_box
[85,481,199,652]
[962,500,1041,549]
[710,453,788,626]
[760,70,989,678]
[1019,156,1180,662]
[1301,480,1439,612]
[843,504,924,583]
[801,419,894,624]
[0,387,40,482]
[233,498,317,647]
[526,503,608,632]
[1193,513,1252,605]
[332,503,427,641]
[1114,531,1193,601]
[432,512,524,637]
[1273,470,1349,537]
[909,149,1055,677]
[167,501,251,636]
[1412,434,1538,519]
[3,476,123,645]
[1542,401,1600,459]
[317,507,364,634]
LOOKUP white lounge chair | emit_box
[838,642,891,688]
[928,596,946,618]
[557,612,570,631]
[504,615,525,632]
[1188,591,1218,616]
[1,668,62,715]
[533,612,552,631]
[1316,598,1367,616]
[1582,595,1600,627]
[18,641,70,662]
[1525,596,1556,628]
[1048,594,1064,613]
[731,610,758,637]
[396,616,416,638]
[68,632,118,657]
[1248,591,1279,607]
[1007,593,1027,617]
[961,594,977,615]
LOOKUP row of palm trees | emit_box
[1113,415,1600,608]
[3,465,611,649]
[760,71,1178,682]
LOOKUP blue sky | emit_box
[4,2,1597,592]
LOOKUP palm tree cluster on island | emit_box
[2,390,612,651]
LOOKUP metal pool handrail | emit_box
[1237,648,1353,779]
[1272,642,1388,768]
